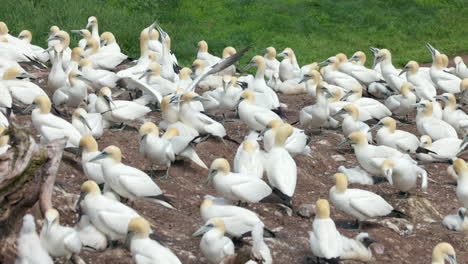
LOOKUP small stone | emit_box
[331,154,346,162]
[297,203,316,218]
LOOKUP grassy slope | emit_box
[3,0,468,67]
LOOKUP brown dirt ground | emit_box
[3,58,468,264]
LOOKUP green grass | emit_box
[2,0,468,67]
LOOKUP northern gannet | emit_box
[127,217,182,264]
[400,60,437,100]
[431,242,457,264]
[319,56,362,91]
[74,215,108,251]
[47,30,71,70]
[453,56,468,79]
[243,56,280,110]
[95,87,150,127]
[86,16,100,42]
[374,49,406,92]
[298,69,321,97]
[336,53,383,85]
[430,54,461,94]
[299,82,332,130]
[334,104,372,142]
[234,139,265,179]
[207,158,291,207]
[219,76,242,112]
[100,32,121,53]
[71,29,92,50]
[72,108,103,139]
[139,122,175,177]
[384,82,417,118]
[90,145,175,208]
[249,221,273,264]
[163,127,207,169]
[264,124,297,200]
[415,100,457,140]
[436,93,468,135]
[15,214,53,264]
[263,120,311,157]
[139,63,177,96]
[263,47,280,80]
[53,71,90,108]
[374,117,419,153]
[278,48,301,81]
[380,158,428,195]
[29,95,82,147]
[84,38,127,71]
[330,173,401,229]
[416,135,466,162]
[197,40,220,66]
[17,29,49,62]
[193,218,235,264]
[79,180,141,241]
[79,136,105,184]
[453,159,468,208]
[338,166,374,185]
[341,86,392,120]
[309,199,343,262]
[340,232,376,262]
[0,126,10,155]
[40,208,82,260]
[79,58,118,89]
[238,90,281,132]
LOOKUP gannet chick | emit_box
[1,66,47,105]
[15,214,53,264]
[234,139,264,179]
[436,93,468,135]
[340,232,376,262]
[249,221,273,264]
[0,126,10,155]
[341,86,391,120]
[329,173,403,229]
[416,135,466,162]
[264,124,297,200]
[79,181,141,241]
[338,166,374,185]
[74,215,107,251]
[90,145,175,208]
[72,108,103,139]
[343,131,414,175]
[139,122,175,178]
[384,82,417,118]
[334,104,372,142]
[200,198,273,238]
[263,120,311,157]
[453,56,468,79]
[431,242,457,264]
[79,136,105,184]
[374,117,420,153]
[96,87,151,128]
[415,100,457,140]
[40,208,82,261]
[127,217,181,264]
[400,60,437,100]
[29,95,82,147]
[238,90,281,132]
[453,159,468,208]
[207,158,291,207]
[309,199,342,262]
[442,207,468,231]
[193,218,235,264]
[430,54,461,94]
[263,47,280,80]
[380,158,428,196]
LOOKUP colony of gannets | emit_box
[0,16,466,263]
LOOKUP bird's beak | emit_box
[434,95,445,101]
[340,90,353,101]
[369,122,383,132]
[46,218,53,232]
[332,108,346,118]
[298,74,311,84]
[124,231,135,247]
[337,138,350,147]
[362,236,377,248]
[318,60,329,67]
[384,168,393,185]
[447,254,457,264]
[259,126,271,137]
[100,39,106,47]
[399,66,409,76]
[348,56,359,62]
[139,69,152,80]
[84,45,90,51]
[169,94,182,104]
[192,225,213,237]
[411,103,423,108]
[240,62,255,73]
[70,30,81,35]
[103,95,116,109]
[79,115,93,131]
[277,52,286,58]
[322,88,333,98]
[76,192,86,219]
[19,72,37,79]
[426,43,436,56]
[206,170,216,184]
[89,152,108,162]
[86,22,92,29]
[47,35,58,42]
[77,75,92,83]
[23,103,36,114]
[140,134,147,142]
[194,96,209,102]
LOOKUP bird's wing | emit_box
[63,230,82,254]
[98,211,133,236]
[231,180,272,202]
[348,190,393,218]
[110,100,151,120]
[186,47,250,92]
[119,175,163,197]
[422,120,457,139]
[119,77,162,103]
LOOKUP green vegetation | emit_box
[3,0,468,66]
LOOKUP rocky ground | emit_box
[2,61,468,264]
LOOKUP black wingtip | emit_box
[389,209,409,219]
[259,187,293,208]
[151,194,176,209]
[415,146,437,155]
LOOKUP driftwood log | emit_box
[0,124,67,263]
